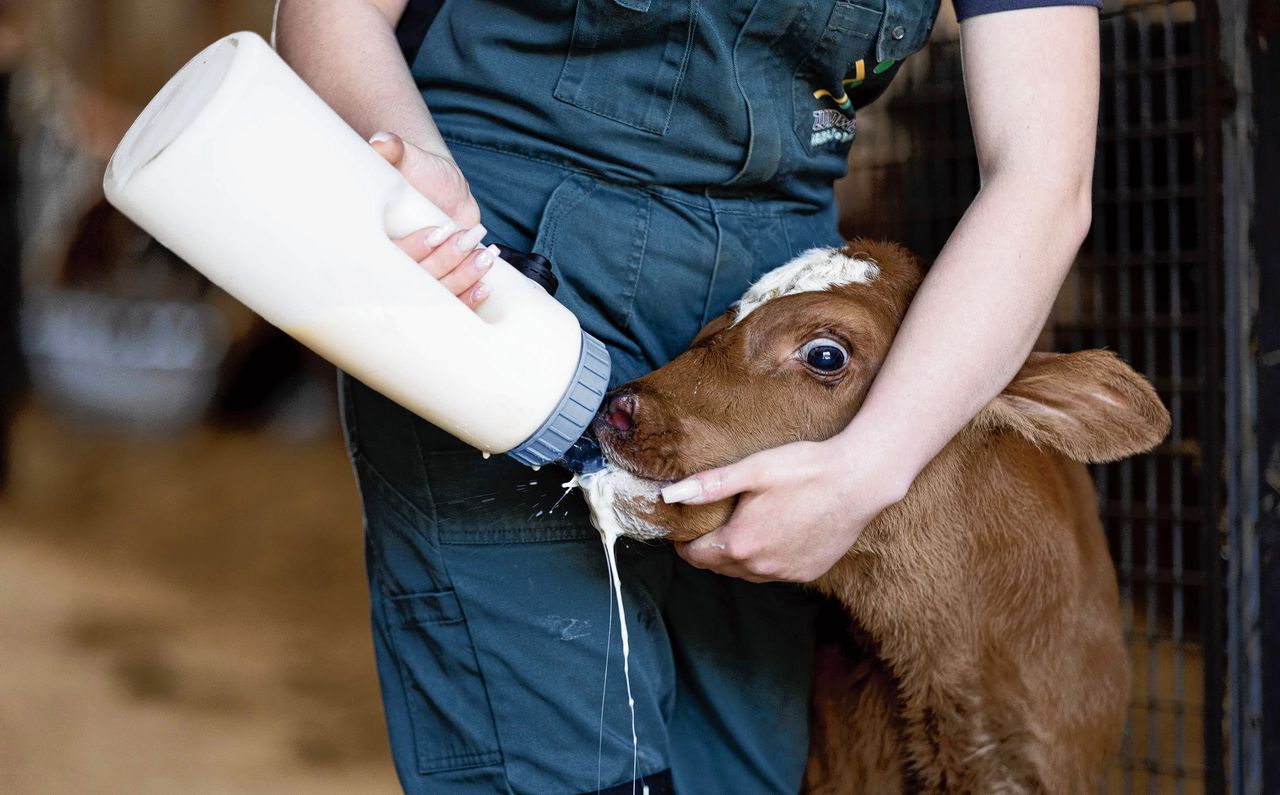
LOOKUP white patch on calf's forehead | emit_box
[733,247,879,324]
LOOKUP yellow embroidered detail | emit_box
[812,88,851,110]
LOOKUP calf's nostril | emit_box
[605,394,637,432]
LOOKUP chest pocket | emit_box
[791,0,939,155]
[554,0,698,135]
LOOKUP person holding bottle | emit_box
[277,0,1102,791]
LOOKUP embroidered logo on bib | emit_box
[806,57,877,149]
[810,108,856,148]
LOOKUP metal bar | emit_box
[1101,54,1216,78]
[1197,0,1228,788]
[1218,0,1260,786]
[1135,15,1163,786]
[1161,4,1189,786]
[1119,757,1208,778]
[1114,566,1205,587]
[1131,697,1209,713]
[1120,638,1210,656]
[1075,254,1208,271]
[1096,123,1214,143]
[1093,186,1204,201]
[1108,14,1136,793]
[1055,315,1203,331]
[1252,8,1280,790]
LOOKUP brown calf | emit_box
[586,240,1170,792]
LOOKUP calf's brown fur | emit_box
[593,240,1169,792]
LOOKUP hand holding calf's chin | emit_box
[671,436,909,584]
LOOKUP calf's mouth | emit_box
[590,389,693,483]
[566,389,689,542]
[594,437,675,488]
[573,385,740,544]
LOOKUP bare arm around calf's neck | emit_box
[835,7,1102,493]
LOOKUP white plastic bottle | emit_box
[104,32,609,468]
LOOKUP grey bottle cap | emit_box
[507,331,611,468]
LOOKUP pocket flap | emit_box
[876,0,941,63]
[387,589,465,627]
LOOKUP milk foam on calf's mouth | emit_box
[571,467,667,542]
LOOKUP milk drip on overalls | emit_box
[104,32,610,471]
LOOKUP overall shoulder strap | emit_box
[395,0,445,64]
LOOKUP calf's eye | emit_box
[799,338,849,373]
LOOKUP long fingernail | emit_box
[369,131,394,144]
[471,283,490,303]
[474,244,497,272]
[425,226,451,247]
[662,478,701,504]
[455,224,487,251]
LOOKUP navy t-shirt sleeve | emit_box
[953,0,1101,21]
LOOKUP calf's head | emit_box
[588,239,1170,542]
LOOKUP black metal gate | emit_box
[834,1,1255,790]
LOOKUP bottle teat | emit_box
[558,432,606,475]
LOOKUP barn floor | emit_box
[0,405,398,794]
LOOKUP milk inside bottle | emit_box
[104,32,609,469]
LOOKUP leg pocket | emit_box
[553,0,698,134]
[382,588,504,774]
[532,173,652,383]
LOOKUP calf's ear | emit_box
[982,350,1171,463]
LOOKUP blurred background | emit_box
[0,1,396,792]
[0,0,1275,793]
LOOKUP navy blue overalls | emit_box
[340,1,939,791]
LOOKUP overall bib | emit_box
[341,1,939,791]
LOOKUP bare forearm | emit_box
[834,7,1100,493]
[836,175,1089,488]
[274,0,448,157]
